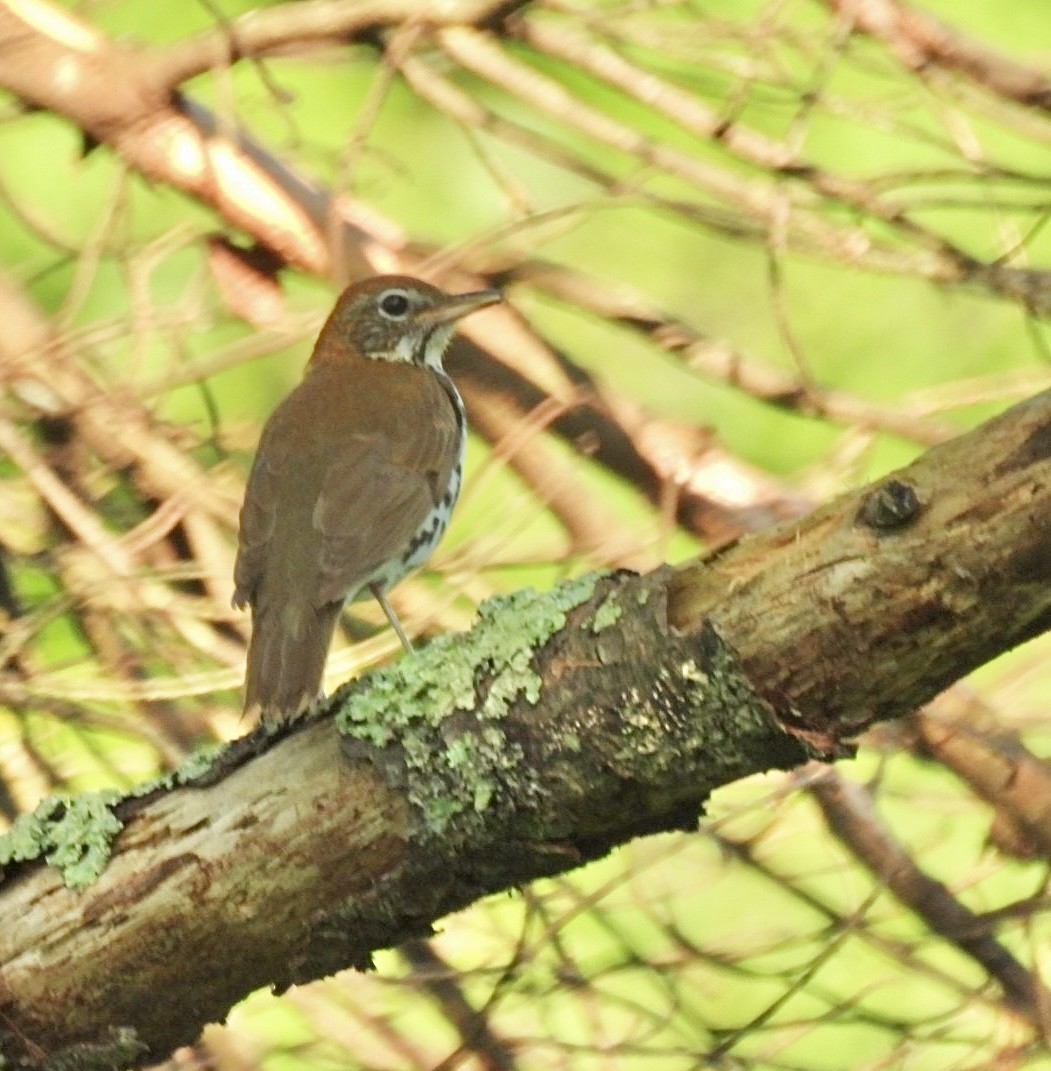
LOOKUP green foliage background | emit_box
[1,0,1050,1067]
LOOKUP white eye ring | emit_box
[378,289,411,319]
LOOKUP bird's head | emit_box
[314,274,502,371]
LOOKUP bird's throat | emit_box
[391,324,454,369]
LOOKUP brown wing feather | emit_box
[312,372,459,606]
[233,411,285,609]
[234,360,459,612]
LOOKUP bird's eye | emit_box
[378,290,411,318]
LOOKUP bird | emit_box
[233,274,502,726]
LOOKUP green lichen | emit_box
[0,742,232,890]
[562,730,581,752]
[0,790,122,890]
[679,658,709,686]
[132,739,229,794]
[591,590,623,633]
[336,572,608,836]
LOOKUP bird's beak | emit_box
[417,288,503,327]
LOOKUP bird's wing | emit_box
[234,364,460,611]
[311,398,459,606]
[232,409,287,612]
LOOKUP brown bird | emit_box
[233,274,501,725]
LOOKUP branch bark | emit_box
[2,389,1050,1069]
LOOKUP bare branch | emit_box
[516,261,958,446]
[810,767,1047,1025]
[829,0,1051,111]
[148,0,521,90]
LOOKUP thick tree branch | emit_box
[1,390,1050,1069]
[671,388,1051,742]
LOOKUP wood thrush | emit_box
[233,274,501,725]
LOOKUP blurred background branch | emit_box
[0,0,1050,1066]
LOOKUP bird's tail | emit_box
[243,599,341,727]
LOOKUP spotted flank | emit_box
[357,369,466,598]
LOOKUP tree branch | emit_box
[810,767,1046,1024]
[2,388,1050,1068]
[829,0,1051,111]
[147,0,523,89]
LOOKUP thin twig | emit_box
[810,766,1048,1028]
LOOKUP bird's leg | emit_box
[369,582,415,654]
